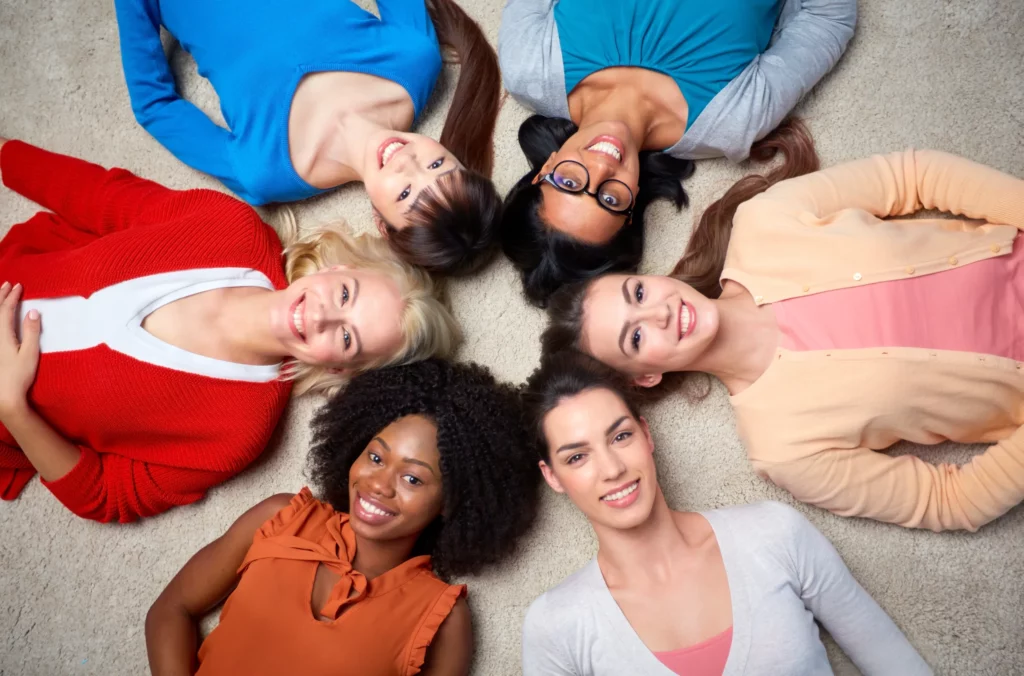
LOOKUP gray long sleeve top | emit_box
[521,502,932,676]
[498,0,857,162]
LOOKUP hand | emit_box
[0,282,40,416]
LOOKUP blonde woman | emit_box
[0,137,459,522]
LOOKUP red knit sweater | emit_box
[0,141,293,522]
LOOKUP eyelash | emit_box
[398,186,411,201]
[614,431,632,443]
[567,453,585,465]
[343,329,351,349]
[429,158,444,170]
[630,282,645,352]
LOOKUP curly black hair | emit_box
[307,359,540,579]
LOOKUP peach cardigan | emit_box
[725,149,1024,532]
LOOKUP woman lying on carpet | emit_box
[498,0,857,305]
[541,123,1024,532]
[146,360,539,676]
[115,0,502,275]
[0,138,459,522]
[520,352,930,676]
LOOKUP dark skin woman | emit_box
[145,360,540,675]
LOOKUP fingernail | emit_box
[1,282,8,288]
[13,283,20,289]
[28,310,39,320]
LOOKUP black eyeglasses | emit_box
[539,160,635,218]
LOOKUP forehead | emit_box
[375,414,439,461]
[543,388,631,441]
[538,184,626,245]
[580,275,630,357]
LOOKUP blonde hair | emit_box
[278,209,462,396]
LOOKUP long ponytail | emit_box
[425,0,500,177]
[671,118,820,297]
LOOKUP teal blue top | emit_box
[553,0,783,129]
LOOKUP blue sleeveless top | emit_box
[554,0,782,129]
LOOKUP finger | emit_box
[0,283,18,339]
[20,309,41,363]
[0,281,10,305]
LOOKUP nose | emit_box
[585,158,618,184]
[364,467,396,499]
[637,302,673,331]
[595,446,627,482]
[310,299,344,333]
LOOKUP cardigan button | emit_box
[991,244,1001,253]
[949,256,959,266]
[754,295,764,304]
[853,272,863,281]
[801,285,810,293]
[905,266,915,275]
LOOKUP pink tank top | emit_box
[774,236,1024,358]
[653,626,733,675]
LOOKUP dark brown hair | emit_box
[385,0,503,276]
[523,351,642,463]
[542,118,820,398]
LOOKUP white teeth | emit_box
[359,497,394,517]
[681,304,691,337]
[601,481,639,502]
[381,141,404,167]
[585,141,622,161]
[292,300,305,338]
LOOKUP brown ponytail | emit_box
[671,118,820,297]
[425,0,500,177]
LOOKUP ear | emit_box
[327,367,348,376]
[538,461,566,494]
[632,373,663,388]
[531,152,559,184]
[638,416,654,454]
[372,209,389,238]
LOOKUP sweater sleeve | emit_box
[759,149,1024,227]
[0,140,202,236]
[752,424,1024,531]
[730,0,856,158]
[40,448,232,523]
[521,595,579,676]
[774,504,933,675]
[113,0,244,197]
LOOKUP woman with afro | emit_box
[144,359,539,676]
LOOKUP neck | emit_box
[569,83,659,149]
[322,115,388,182]
[214,289,290,365]
[351,531,419,581]
[691,290,778,393]
[593,487,691,584]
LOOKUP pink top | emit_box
[774,236,1024,358]
[653,626,733,675]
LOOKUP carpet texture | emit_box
[1,0,1023,674]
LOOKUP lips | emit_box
[288,293,307,342]
[353,491,398,526]
[678,301,695,340]
[600,479,641,509]
[377,137,406,169]
[584,134,625,163]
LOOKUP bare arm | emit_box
[420,598,474,676]
[146,494,294,676]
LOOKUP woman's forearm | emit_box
[1,403,81,481]
[145,598,199,676]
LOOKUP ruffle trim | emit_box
[404,583,468,675]
[254,487,319,540]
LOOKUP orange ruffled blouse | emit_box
[196,488,466,676]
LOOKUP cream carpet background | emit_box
[1,0,1022,674]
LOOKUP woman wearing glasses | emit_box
[498,0,856,306]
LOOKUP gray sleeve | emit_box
[498,0,572,119]
[521,594,579,676]
[670,0,857,161]
[777,504,933,676]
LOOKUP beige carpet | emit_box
[1,0,1023,674]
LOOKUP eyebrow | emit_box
[618,277,633,357]
[554,416,631,455]
[405,168,457,215]
[374,436,438,476]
